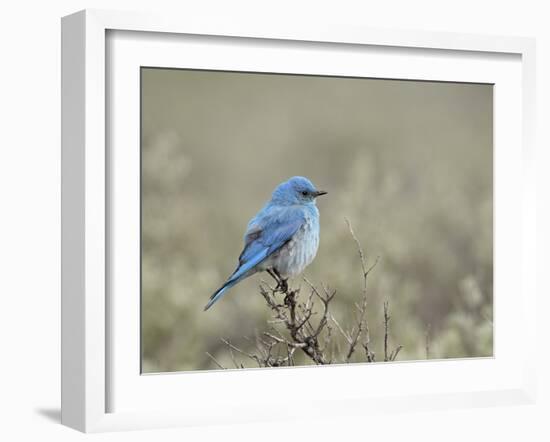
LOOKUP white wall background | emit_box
[0,1,547,440]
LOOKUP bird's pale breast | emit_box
[263,208,320,278]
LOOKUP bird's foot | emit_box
[266,268,280,287]
[278,278,288,293]
[272,269,288,293]
[267,268,288,293]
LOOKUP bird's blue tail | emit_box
[203,278,240,311]
[204,249,270,311]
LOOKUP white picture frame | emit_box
[61,9,537,433]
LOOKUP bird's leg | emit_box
[266,268,281,287]
[272,268,288,293]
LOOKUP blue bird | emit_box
[204,176,327,311]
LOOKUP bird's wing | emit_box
[204,206,304,311]
[236,206,305,274]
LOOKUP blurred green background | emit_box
[141,68,493,373]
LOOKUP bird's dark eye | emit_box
[301,191,308,196]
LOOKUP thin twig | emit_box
[262,332,307,348]
[205,352,226,369]
[221,338,261,367]
[425,324,431,359]
[382,300,403,362]
[384,301,390,362]
[343,218,380,362]
[390,345,403,361]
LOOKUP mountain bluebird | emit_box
[204,176,327,311]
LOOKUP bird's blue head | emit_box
[271,176,327,206]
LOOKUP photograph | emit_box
[140,67,493,373]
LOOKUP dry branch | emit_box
[211,219,403,368]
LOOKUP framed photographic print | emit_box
[61,9,537,432]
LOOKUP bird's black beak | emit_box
[315,190,328,197]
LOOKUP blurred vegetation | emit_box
[141,68,493,372]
